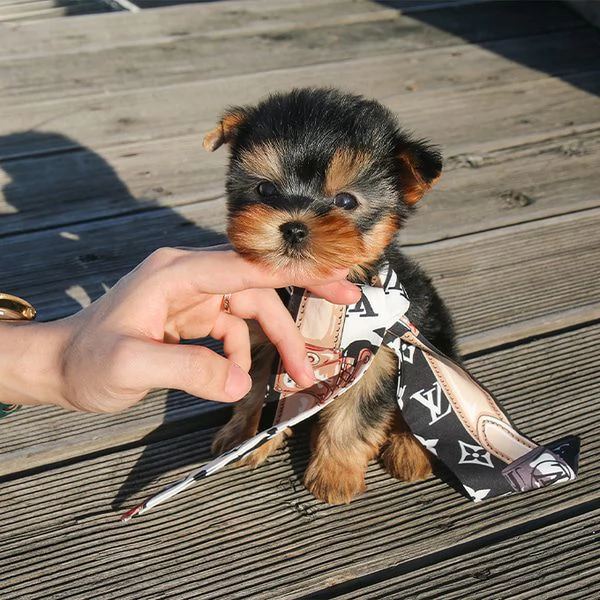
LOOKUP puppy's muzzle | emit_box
[279,221,309,247]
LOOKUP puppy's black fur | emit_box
[205,88,457,503]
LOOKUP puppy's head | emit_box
[204,88,441,279]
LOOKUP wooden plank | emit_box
[407,209,600,337]
[332,504,600,599]
[0,0,405,58]
[459,304,600,356]
[408,125,600,244]
[1,56,598,160]
[1,323,598,599]
[1,209,598,476]
[3,196,600,327]
[3,15,598,105]
[2,123,598,241]
[0,0,584,60]
[2,194,598,329]
[0,386,226,477]
[0,1,596,598]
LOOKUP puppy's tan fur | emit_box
[205,89,451,504]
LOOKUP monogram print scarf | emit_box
[121,265,579,520]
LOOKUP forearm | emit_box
[0,321,69,409]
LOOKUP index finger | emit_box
[150,248,361,299]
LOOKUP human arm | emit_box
[0,248,360,413]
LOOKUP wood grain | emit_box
[0,0,583,59]
[3,16,598,105]
[1,324,598,599]
[2,58,598,161]
[333,505,600,600]
[2,124,598,242]
[1,1,598,597]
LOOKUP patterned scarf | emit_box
[121,264,579,520]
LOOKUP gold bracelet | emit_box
[0,293,36,418]
[0,293,37,321]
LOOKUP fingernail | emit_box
[342,281,361,293]
[225,363,252,401]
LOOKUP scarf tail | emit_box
[385,320,579,501]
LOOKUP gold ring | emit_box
[0,293,37,321]
[221,293,232,314]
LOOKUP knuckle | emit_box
[184,346,219,386]
[144,247,182,271]
[235,318,250,339]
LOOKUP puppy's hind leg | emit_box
[380,410,435,482]
[304,347,397,504]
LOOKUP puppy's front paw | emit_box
[212,417,257,456]
[239,428,291,468]
[380,431,433,482]
[304,458,366,504]
[212,419,291,469]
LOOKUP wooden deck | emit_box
[1,1,599,598]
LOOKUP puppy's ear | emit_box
[396,139,442,205]
[203,108,249,152]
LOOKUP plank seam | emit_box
[298,497,600,600]
[460,307,600,359]
[405,205,600,250]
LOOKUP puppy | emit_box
[204,88,457,504]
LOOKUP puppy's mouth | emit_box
[227,205,365,277]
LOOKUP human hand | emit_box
[0,248,360,413]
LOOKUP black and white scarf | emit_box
[121,264,579,520]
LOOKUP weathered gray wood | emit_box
[3,16,598,105]
[0,387,223,477]
[408,208,600,337]
[1,54,598,160]
[0,0,584,59]
[333,505,600,599]
[1,0,598,597]
[409,125,600,243]
[2,196,598,331]
[0,323,597,599]
[0,0,394,57]
[459,303,600,356]
[2,123,598,242]
[0,0,110,22]
[1,209,598,476]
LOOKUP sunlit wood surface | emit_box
[1,1,599,598]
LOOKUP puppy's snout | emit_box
[279,221,309,245]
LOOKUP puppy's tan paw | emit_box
[304,458,366,504]
[380,431,433,482]
[238,428,291,468]
[212,421,291,469]
[211,418,257,457]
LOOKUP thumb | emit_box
[127,340,252,403]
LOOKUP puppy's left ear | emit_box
[396,139,443,205]
[203,108,249,152]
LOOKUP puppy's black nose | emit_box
[279,221,309,245]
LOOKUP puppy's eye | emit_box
[257,181,278,197]
[333,192,358,210]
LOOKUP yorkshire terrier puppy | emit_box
[204,88,457,504]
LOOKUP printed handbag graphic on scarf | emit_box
[272,290,374,423]
[382,319,579,500]
[121,264,580,520]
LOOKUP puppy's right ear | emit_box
[396,138,443,206]
[203,108,249,152]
